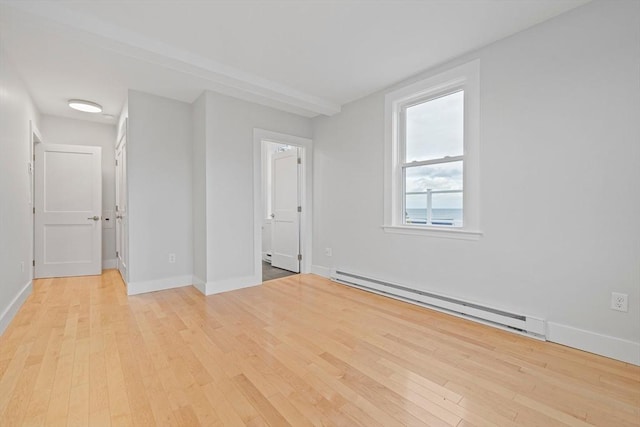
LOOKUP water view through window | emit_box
[403,90,464,227]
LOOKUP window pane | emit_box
[405,161,463,227]
[405,161,463,192]
[405,193,427,225]
[405,90,464,162]
[431,192,463,227]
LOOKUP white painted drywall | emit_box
[126,90,193,285]
[0,47,40,333]
[192,92,207,288]
[312,0,640,350]
[203,91,311,288]
[39,115,117,268]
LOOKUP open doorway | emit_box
[115,122,128,285]
[30,119,103,278]
[29,121,42,280]
[262,142,300,281]
[253,129,313,283]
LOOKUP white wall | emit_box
[312,1,640,362]
[192,92,207,290]
[126,90,193,292]
[203,91,311,292]
[0,47,40,334]
[39,115,117,268]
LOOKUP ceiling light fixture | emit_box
[68,99,103,113]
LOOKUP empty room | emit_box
[0,0,638,425]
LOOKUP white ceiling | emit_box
[0,0,589,123]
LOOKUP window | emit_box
[384,60,481,239]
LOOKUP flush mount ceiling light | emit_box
[68,99,102,113]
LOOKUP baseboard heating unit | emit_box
[331,269,546,339]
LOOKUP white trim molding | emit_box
[127,275,193,296]
[311,265,332,278]
[384,60,481,239]
[547,322,640,366]
[192,275,207,295]
[0,281,32,336]
[382,225,483,240]
[102,258,117,270]
[201,275,262,296]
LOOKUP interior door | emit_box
[271,148,300,273]
[35,143,102,278]
[115,137,128,282]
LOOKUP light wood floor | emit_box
[0,271,638,426]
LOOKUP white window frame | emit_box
[383,60,482,240]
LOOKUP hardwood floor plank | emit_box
[233,374,290,427]
[0,270,637,426]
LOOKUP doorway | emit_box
[29,121,42,280]
[115,126,128,284]
[253,129,313,283]
[262,143,300,280]
[33,142,103,278]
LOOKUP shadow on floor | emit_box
[262,261,297,281]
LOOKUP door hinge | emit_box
[115,159,118,166]
[297,206,302,212]
[297,254,302,261]
[33,207,35,214]
[116,251,119,257]
[32,260,35,267]
[115,205,119,212]
[297,157,301,164]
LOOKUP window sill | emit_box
[382,225,483,240]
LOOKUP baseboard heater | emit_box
[331,269,546,339]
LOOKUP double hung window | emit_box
[384,60,481,239]
[403,90,464,227]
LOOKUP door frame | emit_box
[253,129,313,279]
[115,129,128,284]
[29,120,43,280]
[269,146,301,273]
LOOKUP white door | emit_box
[35,143,102,278]
[115,138,128,281]
[271,148,300,273]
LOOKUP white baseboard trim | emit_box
[311,264,332,278]
[0,281,32,336]
[127,275,193,296]
[547,322,640,365]
[204,274,261,296]
[192,275,206,295]
[102,258,117,270]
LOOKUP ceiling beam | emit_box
[3,2,342,117]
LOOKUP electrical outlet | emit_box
[611,292,628,312]
[325,248,332,257]
[168,253,176,264]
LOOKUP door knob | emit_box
[87,215,100,221]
